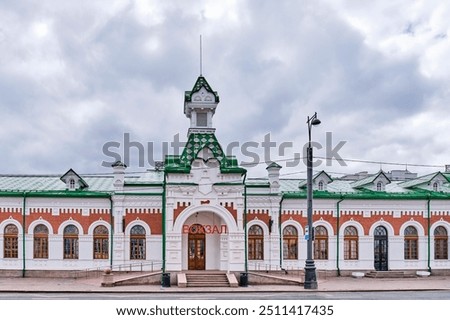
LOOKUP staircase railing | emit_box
[71,261,163,279]
[247,262,303,277]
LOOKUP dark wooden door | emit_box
[188,224,205,270]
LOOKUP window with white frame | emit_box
[404,226,418,260]
[93,225,109,260]
[376,181,383,191]
[63,225,79,259]
[434,226,448,260]
[69,179,76,190]
[318,181,324,191]
[344,226,358,260]
[314,226,328,260]
[4,224,18,258]
[130,225,146,260]
[248,225,264,260]
[433,182,439,192]
[34,224,49,259]
[283,225,298,260]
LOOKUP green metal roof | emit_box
[0,189,111,198]
[0,175,115,192]
[351,171,390,188]
[2,169,450,201]
[124,170,164,184]
[280,179,303,192]
[184,76,220,103]
[266,162,282,169]
[399,172,450,188]
[164,133,246,174]
[245,178,269,186]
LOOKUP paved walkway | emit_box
[1,275,449,293]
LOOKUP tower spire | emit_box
[200,34,203,76]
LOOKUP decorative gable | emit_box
[298,171,333,191]
[184,76,219,104]
[192,87,216,103]
[60,169,88,191]
[399,172,450,192]
[425,173,448,192]
[314,171,333,191]
[351,171,390,191]
[164,133,246,175]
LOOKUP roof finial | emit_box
[200,34,203,76]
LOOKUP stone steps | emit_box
[185,272,230,287]
[365,271,416,278]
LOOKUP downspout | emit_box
[162,171,167,273]
[22,192,27,278]
[427,197,431,273]
[243,173,248,273]
[109,194,114,268]
[278,194,284,267]
[336,197,344,277]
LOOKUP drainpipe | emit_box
[243,173,248,273]
[109,194,114,268]
[22,192,27,278]
[162,171,167,273]
[278,195,284,267]
[427,197,431,273]
[336,197,344,277]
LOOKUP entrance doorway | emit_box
[374,226,388,271]
[188,224,205,270]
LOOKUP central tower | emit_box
[184,76,220,135]
[163,74,247,272]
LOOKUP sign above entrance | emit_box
[183,224,228,234]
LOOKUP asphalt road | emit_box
[1,290,449,300]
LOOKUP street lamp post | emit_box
[304,112,320,289]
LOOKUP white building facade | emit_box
[1,76,450,276]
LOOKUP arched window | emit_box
[248,225,264,260]
[433,182,439,192]
[344,226,358,260]
[69,179,76,190]
[93,225,109,260]
[283,225,298,260]
[376,181,383,191]
[318,181,324,191]
[374,226,388,271]
[34,224,49,259]
[4,224,18,258]
[130,225,146,260]
[404,226,418,260]
[434,226,448,260]
[63,225,79,259]
[314,226,328,260]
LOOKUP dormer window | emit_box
[299,171,332,190]
[376,181,383,191]
[318,181,324,191]
[60,168,88,191]
[433,182,439,192]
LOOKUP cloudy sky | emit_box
[1,0,449,179]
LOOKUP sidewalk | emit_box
[1,275,449,293]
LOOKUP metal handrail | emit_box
[72,260,163,279]
[247,262,303,276]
